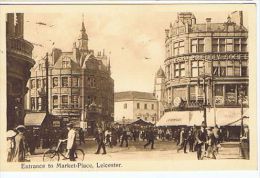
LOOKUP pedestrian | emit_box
[13,125,27,162]
[66,123,77,161]
[6,130,16,162]
[206,127,217,159]
[95,128,106,154]
[105,128,112,148]
[188,127,195,152]
[195,121,208,160]
[120,126,128,147]
[144,127,155,149]
[177,128,188,153]
[78,128,85,145]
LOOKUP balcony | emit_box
[7,37,35,65]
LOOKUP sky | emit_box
[23,5,248,93]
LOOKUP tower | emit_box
[78,17,88,51]
[154,66,166,119]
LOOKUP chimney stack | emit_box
[206,18,212,31]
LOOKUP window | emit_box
[241,67,248,76]
[174,62,185,77]
[53,77,58,87]
[31,79,35,89]
[62,77,68,87]
[191,39,204,53]
[36,79,41,88]
[72,77,78,87]
[151,104,154,110]
[124,103,127,109]
[42,78,46,87]
[215,85,224,96]
[191,61,204,77]
[137,103,140,109]
[189,86,196,101]
[213,62,226,77]
[71,95,79,108]
[225,85,237,105]
[53,96,58,109]
[62,61,69,68]
[61,95,68,108]
[36,97,41,110]
[31,98,35,110]
[173,41,184,56]
[212,38,247,52]
[144,104,147,109]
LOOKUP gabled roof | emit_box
[115,91,156,101]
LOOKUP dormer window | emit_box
[62,61,69,68]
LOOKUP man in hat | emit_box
[144,126,155,149]
[95,128,106,154]
[13,125,26,162]
[66,123,77,161]
[195,121,207,160]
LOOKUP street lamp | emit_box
[197,73,211,127]
[238,85,245,136]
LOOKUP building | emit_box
[114,91,158,123]
[157,11,249,138]
[6,13,35,130]
[25,19,114,134]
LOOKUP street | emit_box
[28,139,243,162]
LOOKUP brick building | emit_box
[25,20,114,134]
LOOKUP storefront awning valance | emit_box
[24,113,46,126]
[156,108,249,127]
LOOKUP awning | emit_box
[131,119,154,126]
[24,113,46,126]
[156,108,249,127]
[156,111,190,126]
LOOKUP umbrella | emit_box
[15,125,26,130]
[6,130,17,138]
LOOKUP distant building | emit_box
[157,11,249,138]
[114,91,158,123]
[25,19,114,134]
[6,13,35,130]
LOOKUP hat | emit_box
[15,125,25,130]
[66,123,73,127]
[6,130,17,138]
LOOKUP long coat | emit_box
[13,133,26,162]
[67,129,76,150]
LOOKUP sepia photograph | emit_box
[0,3,258,172]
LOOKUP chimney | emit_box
[206,18,211,31]
[230,11,243,26]
[6,13,15,37]
[191,15,196,25]
[15,13,24,38]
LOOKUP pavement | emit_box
[27,139,243,162]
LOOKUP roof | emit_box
[115,91,156,101]
[156,67,165,78]
[24,113,46,126]
[131,119,154,126]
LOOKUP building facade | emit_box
[25,20,114,134]
[6,13,35,130]
[158,11,248,130]
[114,91,158,123]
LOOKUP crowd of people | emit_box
[6,121,249,162]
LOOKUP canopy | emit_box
[156,108,249,127]
[24,113,46,126]
[130,119,154,126]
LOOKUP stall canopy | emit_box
[24,113,47,126]
[156,108,249,127]
[130,119,154,126]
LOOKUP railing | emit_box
[7,37,34,61]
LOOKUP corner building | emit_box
[26,21,114,134]
[158,12,249,138]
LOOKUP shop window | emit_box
[53,77,58,87]
[62,77,68,87]
[53,95,58,109]
[225,85,237,105]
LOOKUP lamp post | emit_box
[238,85,245,137]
